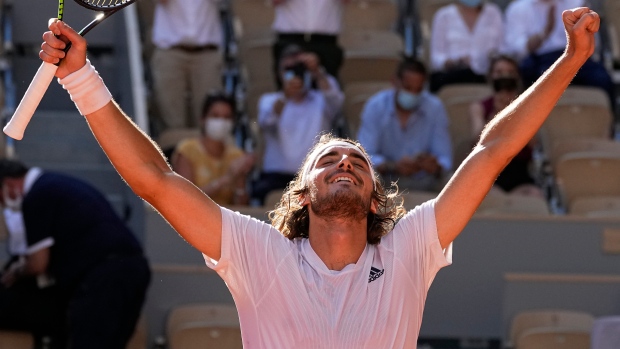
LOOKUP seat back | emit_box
[167,303,241,349]
[342,0,397,32]
[557,86,611,109]
[126,313,147,349]
[509,309,595,347]
[555,152,620,209]
[516,327,590,349]
[0,331,34,349]
[549,138,620,172]
[340,30,403,55]
[340,52,401,86]
[476,194,550,217]
[232,0,275,41]
[539,104,612,157]
[570,196,620,217]
[343,81,391,136]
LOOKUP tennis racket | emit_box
[3,0,138,140]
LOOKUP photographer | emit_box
[252,45,344,205]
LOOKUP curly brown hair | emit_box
[268,134,407,245]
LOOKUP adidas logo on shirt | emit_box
[368,266,384,283]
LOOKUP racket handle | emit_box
[4,62,58,140]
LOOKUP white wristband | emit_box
[58,59,112,115]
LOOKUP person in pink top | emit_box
[38,7,600,347]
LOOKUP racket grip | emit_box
[4,62,58,140]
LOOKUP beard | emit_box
[309,185,371,221]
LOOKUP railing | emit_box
[1,0,16,158]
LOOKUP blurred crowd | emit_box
[143,0,617,210]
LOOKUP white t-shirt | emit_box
[205,199,452,348]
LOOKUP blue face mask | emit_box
[459,0,482,7]
[396,90,421,111]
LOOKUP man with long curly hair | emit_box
[36,7,600,347]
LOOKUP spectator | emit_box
[252,45,344,205]
[357,59,453,192]
[0,160,150,349]
[271,0,346,87]
[151,0,222,132]
[504,0,615,108]
[172,93,254,206]
[430,0,505,92]
[469,55,544,197]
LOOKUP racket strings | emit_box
[79,0,132,9]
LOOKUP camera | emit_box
[283,62,307,82]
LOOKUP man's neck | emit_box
[308,215,368,271]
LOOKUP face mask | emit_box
[2,184,22,211]
[205,118,234,141]
[396,90,421,111]
[459,0,482,7]
[492,77,519,92]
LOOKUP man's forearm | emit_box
[84,101,173,200]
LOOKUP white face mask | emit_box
[205,118,234,142]
[2,184,23,211]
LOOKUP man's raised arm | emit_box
[39,20,224,260]
[434,8,600,248]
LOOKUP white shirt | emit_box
[503,0,583,59]
[151,0,222,49]
[430,3,505,75]
[258,77,344,174]
[205,200,452,348]
[272,0,344,35]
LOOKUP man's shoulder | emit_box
[366,89,395,106]
[421,91,445,108]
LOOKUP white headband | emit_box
[300,141,377,190]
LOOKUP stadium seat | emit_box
[0,331,34,349]
[516,327,591,349]
[549,138,620,172]
[417,0,455,66]
[342,0,397,32]
[557,86,611,109]
[569,196,620,217]
[126,313,147,349]
[264,189,285,210]
[436,83,492,105]
[604,0,620,68]
[238,38,276,89]
[475,194,550,217]
[591,316,620,349]
[400,191,436,211]
[167,303,242,349]
[555,152,620,210]
[340,30,403,55]
[442,96,482,167]
[343,81,392,136]
[232,0,275,41]
[508,310,594,348]
[340,52,401,86]
[539,104,613,157]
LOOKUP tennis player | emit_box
[39,7,599,347]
